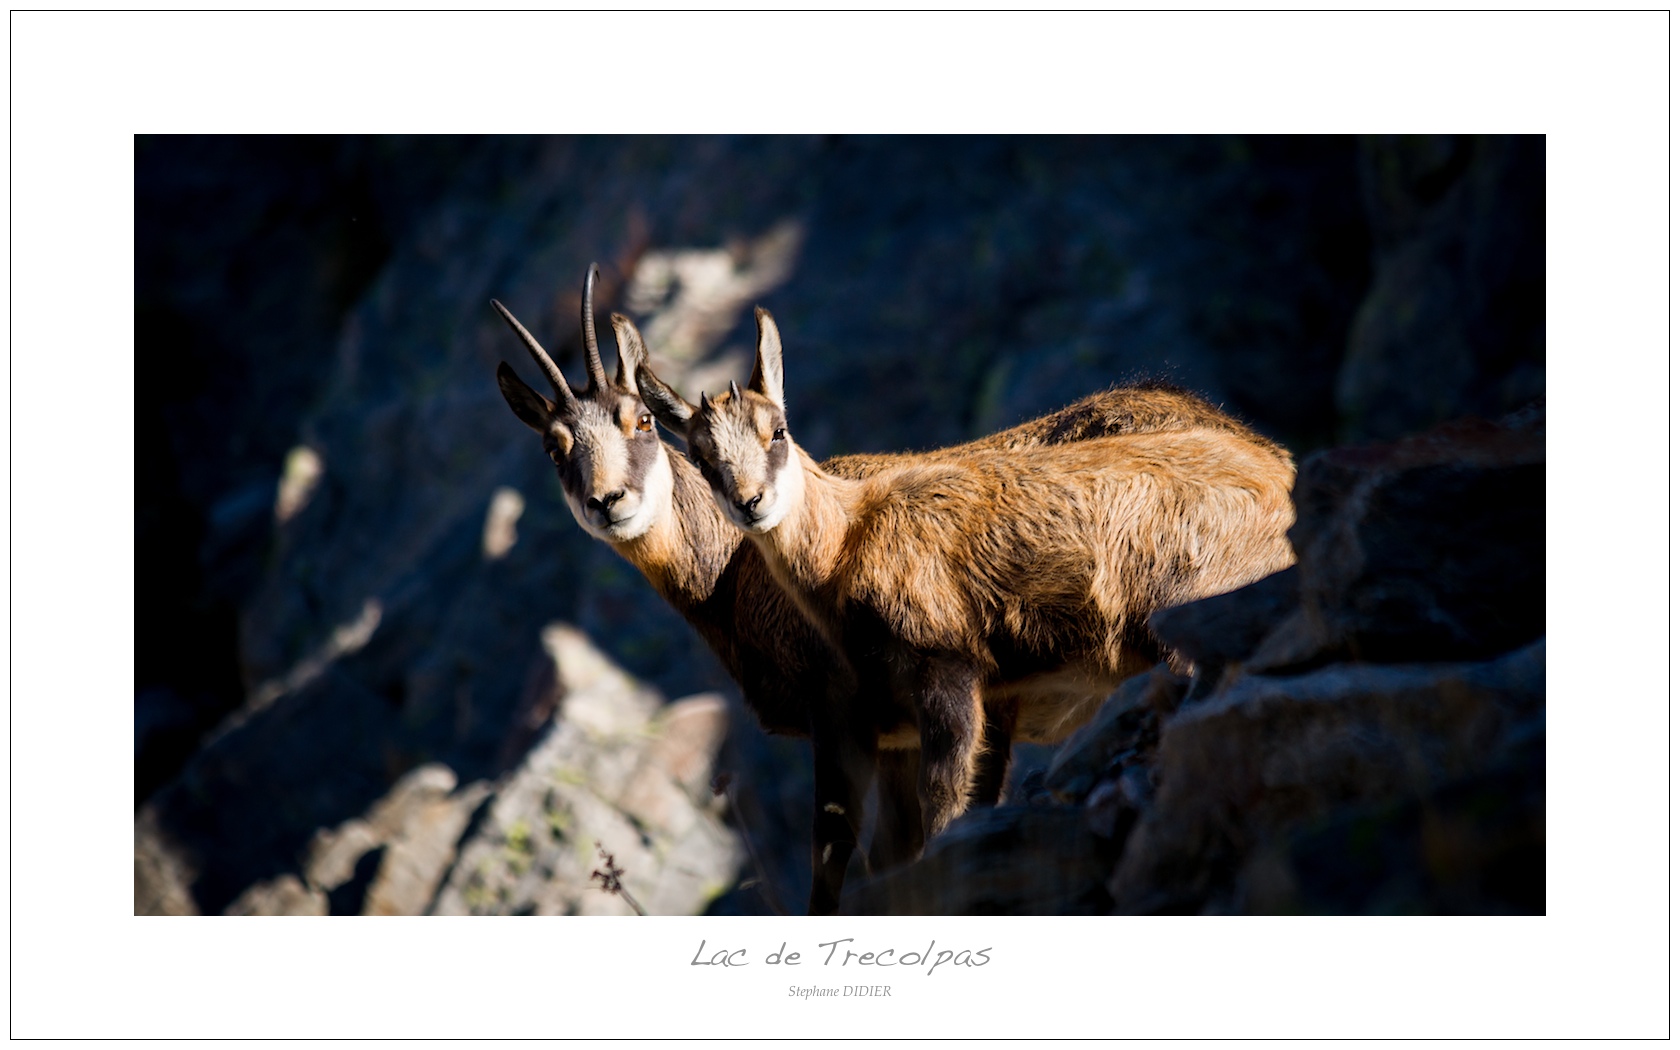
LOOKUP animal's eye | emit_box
[771,427,786,442]
[546,447,562,465]
[637,414,653,433]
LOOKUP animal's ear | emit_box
[635,362,697,432]
[497,362,556,434]
[610,313,648,394]
[748,307,785,412]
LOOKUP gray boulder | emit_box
[1109,640,1544,913]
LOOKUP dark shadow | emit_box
[327,845,386,916]
[134,135,475,805]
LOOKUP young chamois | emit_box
[495,267,1287,912]
[636,309,1298,843]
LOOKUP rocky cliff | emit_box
[134,135,1543,915]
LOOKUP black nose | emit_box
[588,490,626,513]
[736,493,763,514]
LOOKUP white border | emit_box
[9,9,1669,1040]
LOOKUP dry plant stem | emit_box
[590,844,646,916]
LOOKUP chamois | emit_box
[637,308,1297,842]
[496,267,1287,911]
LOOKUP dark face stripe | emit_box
[551,393,661,504]
[623,415,661,491]
[688,431,723,489]
[766,433,789,476]
[687,394,789,492]
[552,430,593,499]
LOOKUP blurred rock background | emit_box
[134,135,1543,915]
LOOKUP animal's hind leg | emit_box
[867,748,925,872]
[968,696,1020,807]
[912,654,983,842]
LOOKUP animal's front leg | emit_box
[911,653,983,841]
[806,716,875,915]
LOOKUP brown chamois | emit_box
[495,267,1286,911]
[636,308,1297,843]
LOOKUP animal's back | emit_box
[824,383,1286,479]
[991,382,1287,458]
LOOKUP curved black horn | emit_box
[580,263,610,396]
[491,299,579,413]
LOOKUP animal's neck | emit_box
[754,447,858,607]
[615,446,737,614]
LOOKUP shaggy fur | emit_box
[498,271,1293,912]
[639,308,1297,844]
